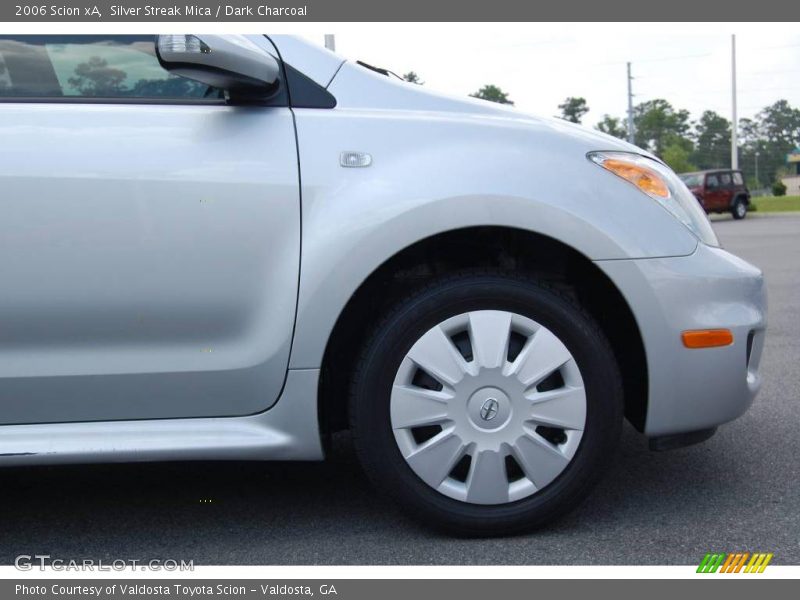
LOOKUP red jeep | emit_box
[679,169,751,220]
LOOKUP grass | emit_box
[751,195,800,212]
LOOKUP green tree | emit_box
[739,100,800,185]
[662,139,696,173]
[470,84,513,105]
[403,71,423,85]
[558,96,589,124]
[595,115,627,140]
[67,56,126,96]
[130,77,213,98]
[692,110,731,169]
[756,100,800,183]
[759,99,800,147]
[738,117,760,147]
[633,99,691,156]
[590,99,799,188]
[596,115,627,139]
[738,117,768,186]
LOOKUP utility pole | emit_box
[626,62,635,144]
[324,34,336,52]
[755,151,760,188]
[731,34,738,170]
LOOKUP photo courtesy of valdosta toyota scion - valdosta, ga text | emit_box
[15,583,334,596]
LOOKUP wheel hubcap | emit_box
[391,310,586,505]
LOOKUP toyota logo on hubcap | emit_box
[479,398,499,421]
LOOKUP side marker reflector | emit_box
[682,329,734,349]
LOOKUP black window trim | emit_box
[263,35,336,110]
[0,96,229,105]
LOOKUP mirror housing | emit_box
[156,34,280,98]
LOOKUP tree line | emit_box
[591,97,800,190]
[403,72,800,189]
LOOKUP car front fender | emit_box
[287,109,699,369]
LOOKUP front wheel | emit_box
[350,272,623,535]
[732,198,747,220]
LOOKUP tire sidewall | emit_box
[732,198,747,219]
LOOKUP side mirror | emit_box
[156,34,280,98]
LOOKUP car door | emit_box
[732,170,747,196]
[0,35,300,424]
[718,171,734,209]
[704,173,724,211]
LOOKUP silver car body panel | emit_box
[0,34,766,464]
[597,244,766,435]
[0,101,300,424]
[288,62,699,371]
[0,369,323,465]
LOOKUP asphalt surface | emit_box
[1,214,798,566]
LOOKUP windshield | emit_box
[679,173,704,188]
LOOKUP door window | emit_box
[719,173,732,187]
[0,35,220,100]
[706,175,719,189]
[733,172,744,185]
[0,52,10,91]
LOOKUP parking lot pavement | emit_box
[0,214,798,566]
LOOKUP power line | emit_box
[745,41,800,51]
[638,52,714,64]
[591,51,713,67]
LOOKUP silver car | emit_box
[0,34,766,535]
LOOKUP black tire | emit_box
[349,271,623,536]
[731,197,747,220]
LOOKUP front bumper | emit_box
[596,243,766,437]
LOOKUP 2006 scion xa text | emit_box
[0,34,766,534]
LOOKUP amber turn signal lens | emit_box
[682,329,734,349]
[600,158,670,199]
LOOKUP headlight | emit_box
[588,151,719,247]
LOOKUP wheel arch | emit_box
[318,226,649,439]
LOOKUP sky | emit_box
[303,24,800,128]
